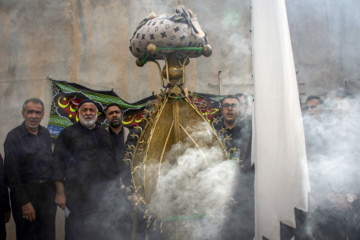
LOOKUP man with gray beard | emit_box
[53,99,122,240]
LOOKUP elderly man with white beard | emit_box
[53,99,122,240]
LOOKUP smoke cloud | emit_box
[143,122,238,239]
[302,89,360,238]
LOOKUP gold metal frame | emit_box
[128,44,229,239]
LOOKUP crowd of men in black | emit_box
[0,99,136,240]
[0,88,359,240]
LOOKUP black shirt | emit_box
[53,123,117,183]
[4,122,53,206]
[213,116,255,239]
[0,154,10,213]
[108,127,126,171]
[213,116,252,173]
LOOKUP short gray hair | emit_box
[23,98,44,111]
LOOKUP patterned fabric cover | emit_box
[129,5,209,60]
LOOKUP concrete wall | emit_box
[1,0,359,239]
[287,0,360,99]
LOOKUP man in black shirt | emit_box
[213,95,252,170]
[105,103,130,172]
[213,95,254,240]
[105,103,137,238]
[0,154,11,240]
[4,98,56,240]
[53,99,126,240]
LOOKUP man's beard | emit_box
[109,117,122,128]
[79,114,96,128]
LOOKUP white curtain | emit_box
[251,0,310,239]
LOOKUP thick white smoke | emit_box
[145,122,238,238]
[302,89,360,238]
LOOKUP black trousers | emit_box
[11,182,56,240]
[0,209,6,240]
[65,179,134,240]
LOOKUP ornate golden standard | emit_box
[127,6,236,240]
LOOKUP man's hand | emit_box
[55,192,66,210]
[21,202,36,222]
[5,211,11,223]
[55,181,66,210]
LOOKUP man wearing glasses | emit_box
[213,94,254,240]
[214,94,252,159]
[303,95,324,118]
